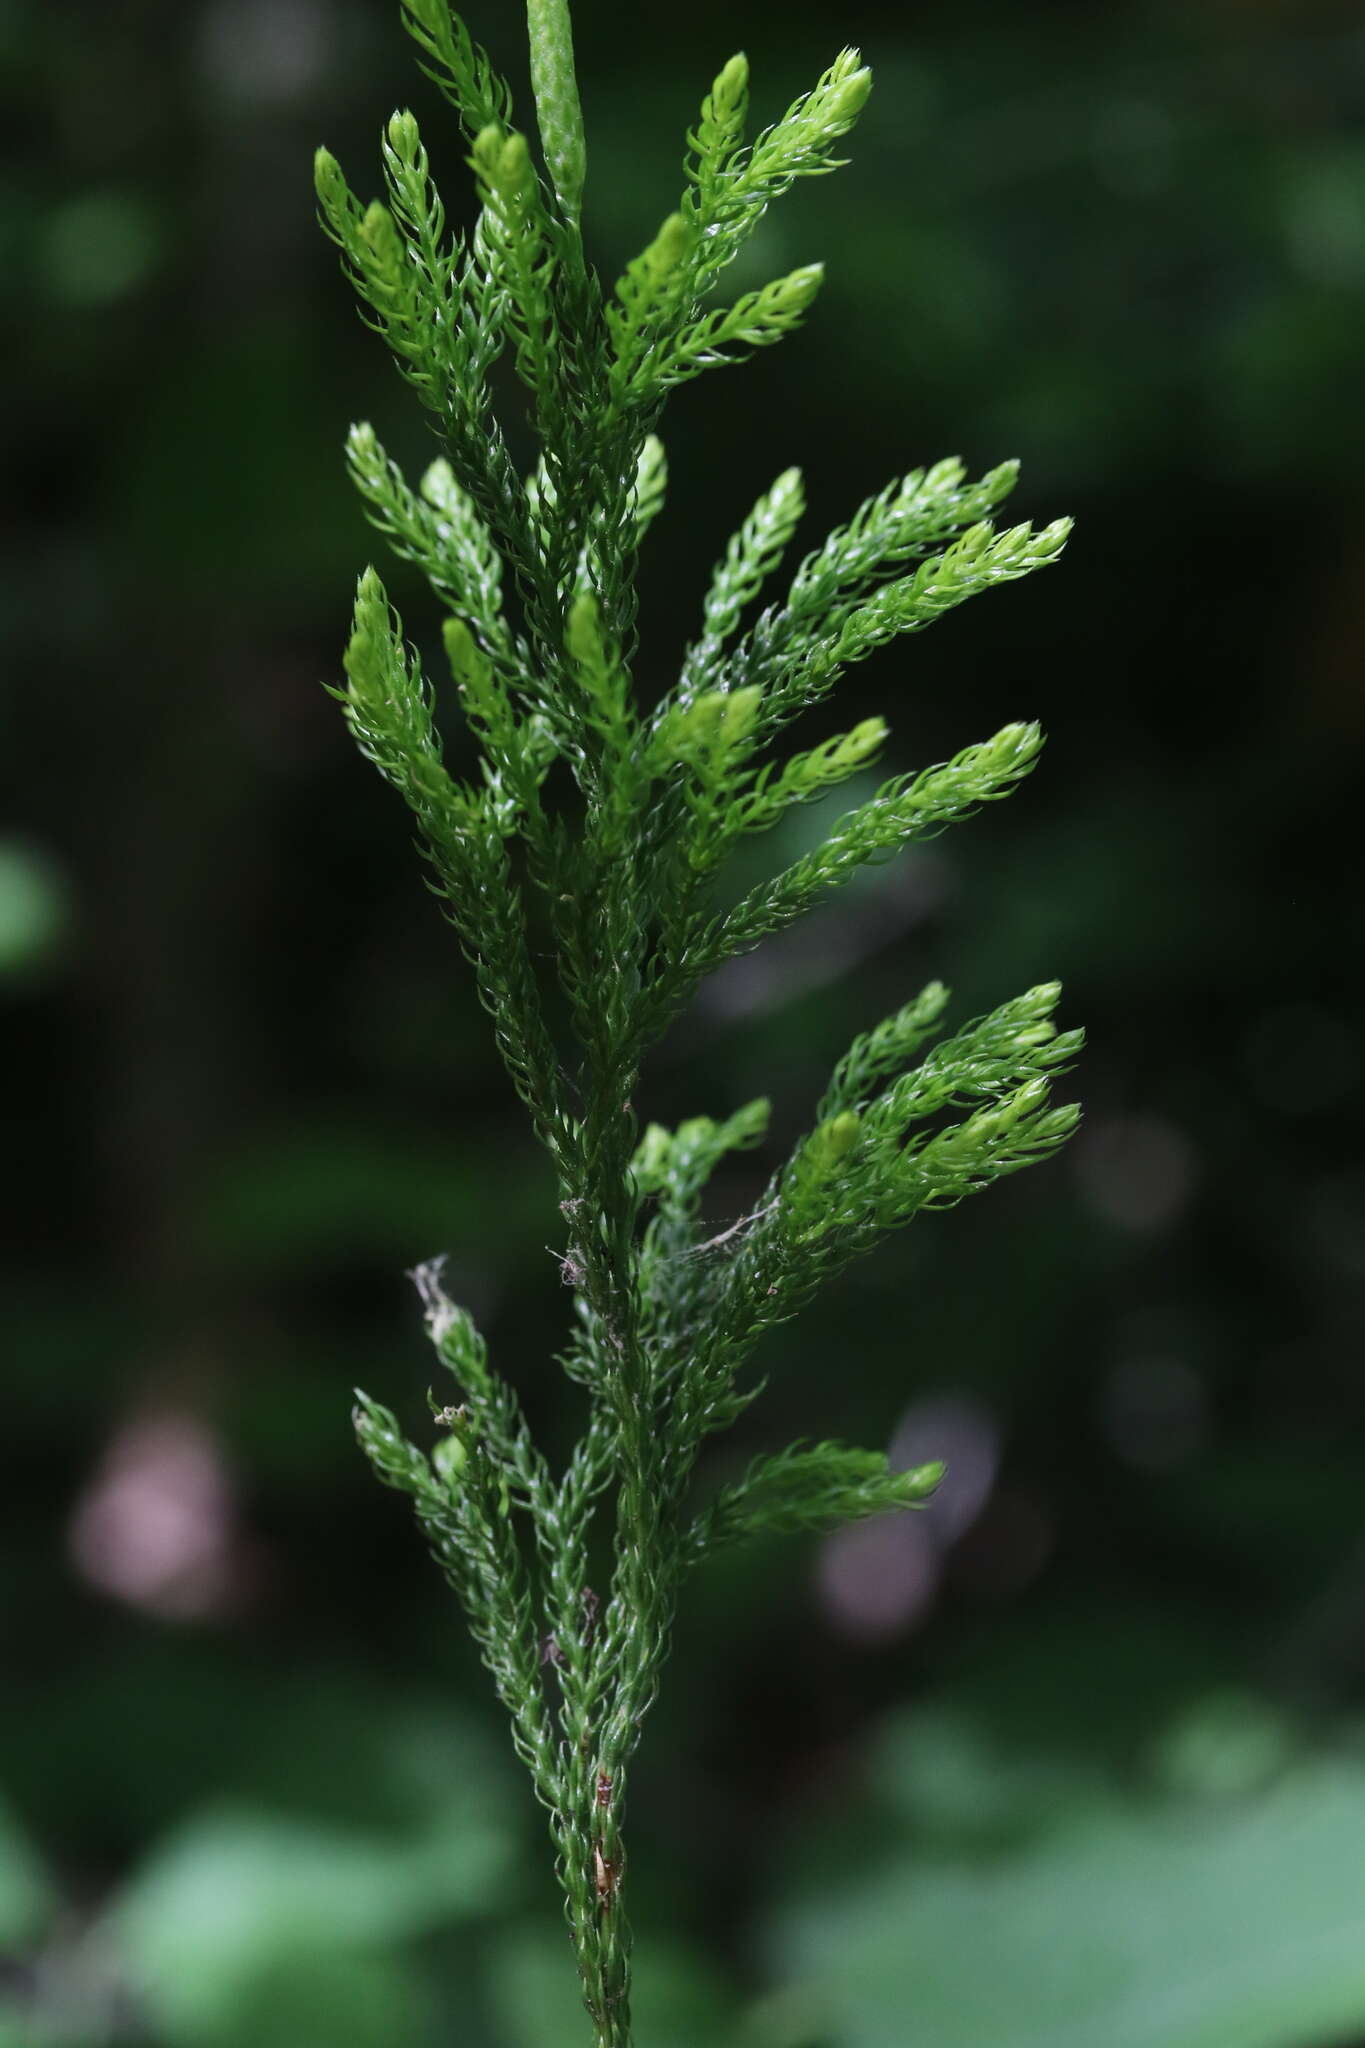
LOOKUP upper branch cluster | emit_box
[319,0,1080,1977]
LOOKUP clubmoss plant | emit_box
[315,2,1081,2039]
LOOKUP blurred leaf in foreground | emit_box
[112,1802,516,2046]
[765,1717,1365,2048]
[0,1792,56,1949]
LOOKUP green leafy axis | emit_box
[317,6,1080,2043]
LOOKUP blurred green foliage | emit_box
[3,0,1364,2041]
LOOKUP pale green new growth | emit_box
[316,5,1080,2043]
[527,0,587,219]
[684,1441,945,1563]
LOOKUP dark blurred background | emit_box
[6,0,1365,2041]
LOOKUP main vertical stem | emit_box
[562,1769,633,2044]
[561,984,650,2044]
[579,1900,633,2046]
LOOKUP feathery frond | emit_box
[314,9,1078,2041]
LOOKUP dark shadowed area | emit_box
[5,0,1365,2042]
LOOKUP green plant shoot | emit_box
[315,2,1081,2039]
